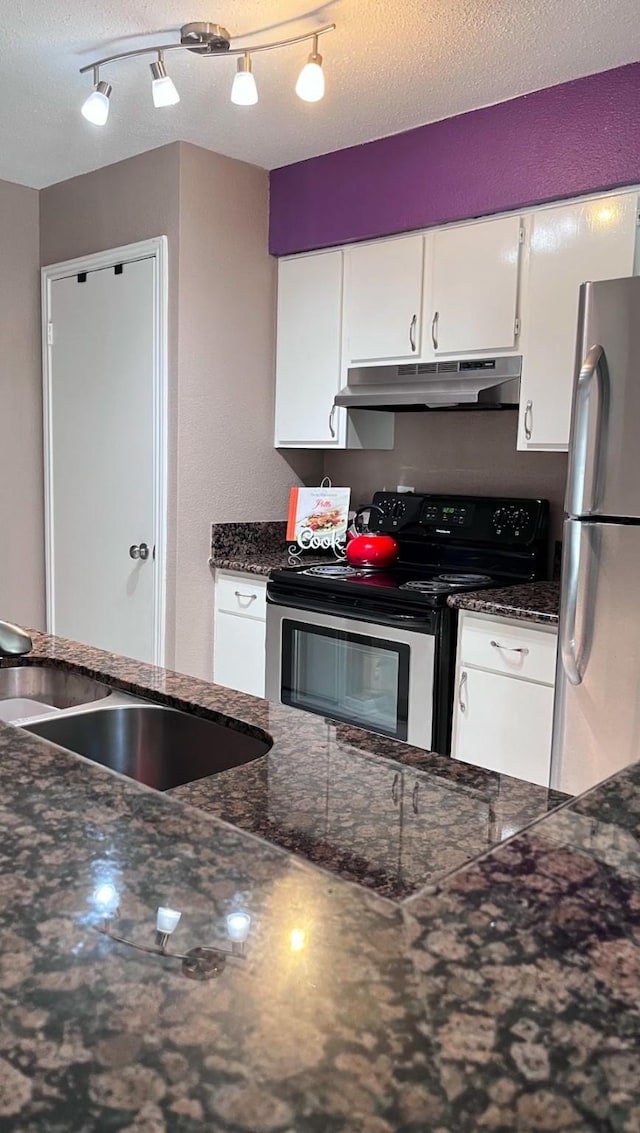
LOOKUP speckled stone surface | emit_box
[2,632,562,902]
[209,520,336,574]
[448,580,560,625]
[1,632,639,1129]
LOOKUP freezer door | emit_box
[566,276,640,521]
[551,518,640,795]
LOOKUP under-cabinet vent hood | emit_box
[335,356,522,411]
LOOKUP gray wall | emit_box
[0,179,44,627]
[324,412,568,547]
[175,143,321,677]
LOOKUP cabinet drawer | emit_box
[460,615,557,685]
[215,573,267,620]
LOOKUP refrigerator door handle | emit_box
[566,342,607,517]
[559,520,584,686]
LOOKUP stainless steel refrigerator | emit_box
[552,275,640,796]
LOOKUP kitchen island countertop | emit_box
[448,579,560,625]
[1,630,639,1130]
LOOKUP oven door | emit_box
[265,603,435,746]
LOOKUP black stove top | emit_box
[269,492,550,613]
[294,562,499,605]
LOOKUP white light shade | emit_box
[156,906,182,934]
[226,912,251,942]
[231,57,258,107]
[81,81,112,126]
[295,55,325,103]
[152,75,180,108]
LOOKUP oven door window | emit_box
[281,621,410,740]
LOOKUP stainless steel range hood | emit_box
[334,356,521,411]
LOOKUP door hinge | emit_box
[518,226,525,244]
[514,317,521,337]
[47,322,54,345]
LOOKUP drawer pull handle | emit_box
[490,639,529,656]
[235,591,258,602]
[524,399,533,441]
[412,781,419,814]
[391,771,400,805]
[458,670,467,713]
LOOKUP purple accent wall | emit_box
[269,62,640,256]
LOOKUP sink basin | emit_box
[0,664,111,722]
[24,704,271,790]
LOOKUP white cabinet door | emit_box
[345,234,424,362]
[213,611,265,698]
[518,193,638,450]
[452,666,554,787]
[431,215,522,354]
[274,250,344,447]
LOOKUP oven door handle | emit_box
[267,590,437,632]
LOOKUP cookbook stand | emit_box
[287,478,348,566]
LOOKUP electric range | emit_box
[266,493,549,754]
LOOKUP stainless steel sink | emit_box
[0,664,111,722]
[24,704,270,790]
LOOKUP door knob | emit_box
[129,543,150,561]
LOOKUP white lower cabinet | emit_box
[213,571,266,698]
[451,612,557,787]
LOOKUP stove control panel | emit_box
[371,492,548,547]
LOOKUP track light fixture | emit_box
[231,53,258,106]
[81,67,112,126]
[295,36,325,103]
[150,52,180,107]
[79,19,335,125]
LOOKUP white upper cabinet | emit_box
[345,234,424,363]
[518,193,638,451]
[430,214,522,354]
[274,249,344,448]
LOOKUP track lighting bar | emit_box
[79,20,334,125]
[79,22,335,73]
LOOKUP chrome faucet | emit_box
[0,620,33,657]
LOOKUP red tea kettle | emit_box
[346,504,399,568]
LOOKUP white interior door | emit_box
[47,257,157,662]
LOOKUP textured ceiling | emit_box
[2,0,640,189]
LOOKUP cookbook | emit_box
[286,486,351,549]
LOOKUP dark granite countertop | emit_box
[448,580,561,626]
[1,631,639,1128]
[209,520,335,575]
[2,632,561,903]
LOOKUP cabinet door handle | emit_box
[431,311,439,350]
[235,591,257,603]
[490,640,530,656]
[412,781,419,814]
[328,404,337,438]
[458,670,467,714]
[524,399,533,441]
[409,313,417,353]
[391,771,400,805]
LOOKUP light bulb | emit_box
[150,57,180,108]
[156,906,182,935]
[226,912,251,942]
[295,40,324,103]
[231,55,258,106]
[289,927,307,952]
[92,881,119,915]
[81,81,112,126]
